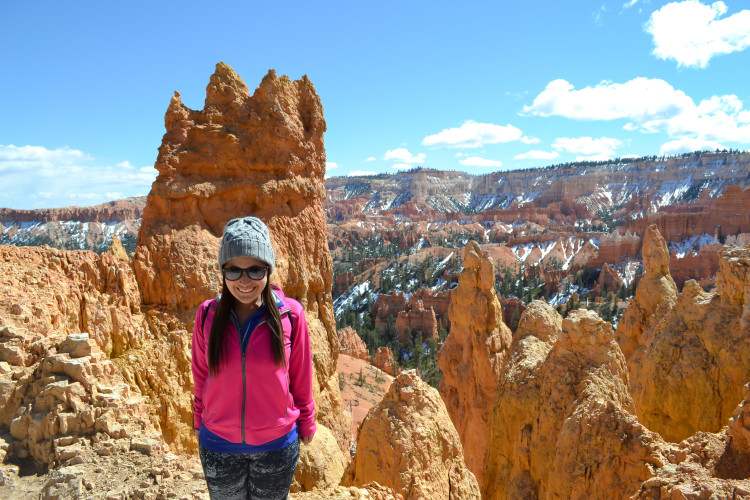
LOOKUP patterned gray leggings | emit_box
[199,439,299,500]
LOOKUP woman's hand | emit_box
[300,434,314,446]
[194,429,200,441]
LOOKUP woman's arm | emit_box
[288,304,316,442]
[191,301,210,433]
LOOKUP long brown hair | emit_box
[207,278,286,375]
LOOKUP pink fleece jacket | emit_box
[191,286,316,445]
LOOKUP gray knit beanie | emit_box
[218,217,275,273]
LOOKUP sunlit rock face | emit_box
[615,224,678,360]
[626,242,750,442]
[483,306,669,499]
[342,370,480,500]
[437,240,513,486]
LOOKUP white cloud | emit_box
[0,144,156,209]
[326,162,339,170]
[623,0,639,9]
[659,137,725,155]
[365,156,376,162]
[459,157,504,168]
[524,77,750,147]
[552,137,623,160]
[347,170,378,177]
[422,120,528,148]
[646,1,750,68]
[515,150,561,160]
[384,148,425,164]
[522,78,692,122]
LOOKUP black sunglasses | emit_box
[222,265,268,281]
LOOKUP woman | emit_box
[192,216,316,500]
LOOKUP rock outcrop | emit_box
[627,245,750,442]
[371,346,396,376]
[395,300,438,346]
[342,370,480,499]
[616,224,678,359]
[0,245,162,467]
[371,293,408,329]
[437,241,512,486]
[483,307,669,499]
[337,327,369,361]
[132,63,350,456]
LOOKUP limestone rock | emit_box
[371,346,396,376]
[437,241,512,486]
[337,327,369,361]
[729,382,750,456]
[292,425,347,493]
[484,308,669,499]
[132,63,350,455]
[627,246,750,442]
[394,300,438,346]
[371,292,408,330]
[343,370,480,499]
[616,224,678,359]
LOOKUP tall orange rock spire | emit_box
[436,240,513,486]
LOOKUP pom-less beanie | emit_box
[218,217,275,273]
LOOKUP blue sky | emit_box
[1,0,750,209]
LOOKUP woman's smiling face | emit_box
[223,256,268,311]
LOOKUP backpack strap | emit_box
[200,297,220,334]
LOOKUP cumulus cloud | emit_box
[384,148,425,164]
[0,145,156,210]
[422,120,531,148]
[458,156,504,168]
[347,170,378,177]
[552,137,623,160]
[515,150,560,160]
[646,1,750,68]
[524,77,750,147]
[326,162,339,170]
[365,156,376,162]
[522,78,692,122]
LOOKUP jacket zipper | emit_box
[234,307,292,443]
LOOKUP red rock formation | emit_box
[394,300,438,347]
[132,63,350,455]
[437,241,513,487]
[342,370,480,499]
[0,197,146,223]
[594,262,624,295]
[372,346,396,376]
[410,288,451,320]
[337,326,369,361]
[669,242,722,288]
[333,271,355,297]
[498,297,526,331]
[371,292,408,329]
